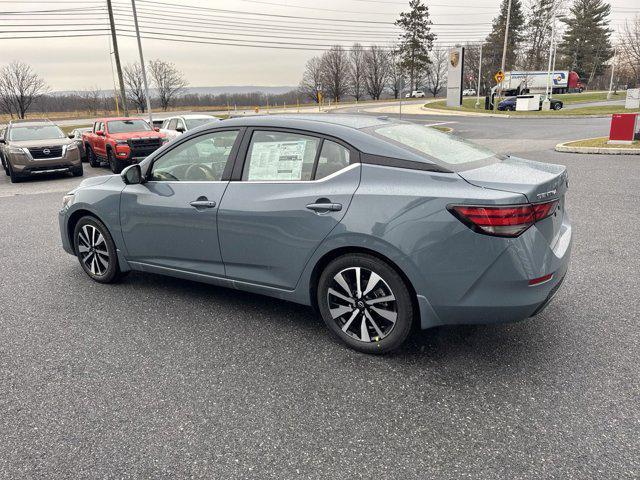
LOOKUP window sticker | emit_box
[247,140,310,181]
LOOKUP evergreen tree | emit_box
[523,0,555,70]
[558,0,613,83]
[395,0,436,92]
[483,0,525,86]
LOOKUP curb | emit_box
[555,139,640,155]
[420,105,614,119]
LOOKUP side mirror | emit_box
[68,133,75,139]
[0,137,5,144]
[96,130,104,136]
[121,164,143,185]
[175,126,185,133]
[154,127,160,132]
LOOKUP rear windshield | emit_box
[185,118,216,129]
[9,125,66,142]
[371,123,497,165]
[107,120,152,134]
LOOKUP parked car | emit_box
[160,114,219,140]
[498,96,563,111]
[0,119,82,183]
[405,90,426,98]
[463,88,477,96]
[82,117,166,173]
[60,115,571,354]
[68,127,92,161]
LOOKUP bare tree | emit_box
[364,45,390,100]
[619,16,640,86]
[349,43,367,101]
[123,62,147,113]
[0,61,48,119]
[148,59,188,111]
[321,45,350,102]
[79,86,103,115]
[387,48,405,99]
[298,56,323,103]
[425,48,448,97]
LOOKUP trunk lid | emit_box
[458,156,569,246]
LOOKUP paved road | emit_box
[0,115,638,478]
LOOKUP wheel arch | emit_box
[308,246,419,321]
[67,209,103,252]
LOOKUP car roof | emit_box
[100,117,146,122]
[179,114,217,120]
[9,119,53,126]
[204,114,441,165]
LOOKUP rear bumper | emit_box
[418,213,572,328]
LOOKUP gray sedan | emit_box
[59,115,572,354]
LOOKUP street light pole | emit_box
[131,0,153,124]
[475,43,483,109]
[106,0,128,117]
[495,0,513,111]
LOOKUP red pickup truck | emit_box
[83,117,167,173]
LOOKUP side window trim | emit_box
[231,127,359,182]
[145,127,245,183]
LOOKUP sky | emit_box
[0,0,638,91]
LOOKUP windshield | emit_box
[9,125,66,142]
[185,118,216,129]
[107,120,152,134]
[372,123,497,166]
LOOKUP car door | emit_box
[94,121,107,157]
[218,128,360,289]
[120,128,242,276]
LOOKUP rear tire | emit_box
[73,215,123,284]
[317,253,414,354]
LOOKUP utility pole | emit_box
[107,0,128,117]
[475,43,483,108]
[607,46,617,100]
[131,0,152,123]
[495,0,512,111]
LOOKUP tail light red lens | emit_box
[448,200,559,237]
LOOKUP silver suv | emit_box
[0,119,82,183]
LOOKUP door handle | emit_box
[306,202,342,213]
[189,199,217,209]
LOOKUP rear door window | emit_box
[315,140,350,180]
[242,131,320,181]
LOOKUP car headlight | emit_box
[67,144,78,151]
[7,146,27,155]
[62,194,75,208]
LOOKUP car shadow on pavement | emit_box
[114,270,557,369]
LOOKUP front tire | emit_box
[71,164,83,177]
[87,145,100,168]
[317,254,414,354]
[8,163,24,183]
[73,216,123,284]
[107,149,125,174]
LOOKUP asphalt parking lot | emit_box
[1,116,638,478]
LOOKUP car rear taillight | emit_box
[448,200,558,237]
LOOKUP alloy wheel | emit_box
[77,224,109,276]
[326,267,397,343]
